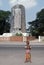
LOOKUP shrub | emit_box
[15,33,22,36]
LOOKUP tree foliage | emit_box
[37,9,44,20]
[0,10,11,35]
[15,33,22,36]
[28,9,44,37]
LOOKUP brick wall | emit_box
[0,36,36,42]
[10,36,36,42]
[10,36,23,42]
[0,37,10,41]
[27,36,36,41]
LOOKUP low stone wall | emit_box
[0,37,10,41]
[0,36,36,42]
[27,36,36,41]
[10,36,23,42]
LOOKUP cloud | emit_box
[0,0,2,6]
[9,0,37,8]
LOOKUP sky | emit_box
[0,0,44,28]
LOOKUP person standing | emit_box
[25,41,32,63]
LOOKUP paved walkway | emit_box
[0,40,44,44]
[0,41,44,47]
[0,47,44,65]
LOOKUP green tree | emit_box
[37,9,44,20]
[0,10,11,35]
[28,9,44,37]
[0,10,11,20]
[0,19,5,35]
[4,22,11,33]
